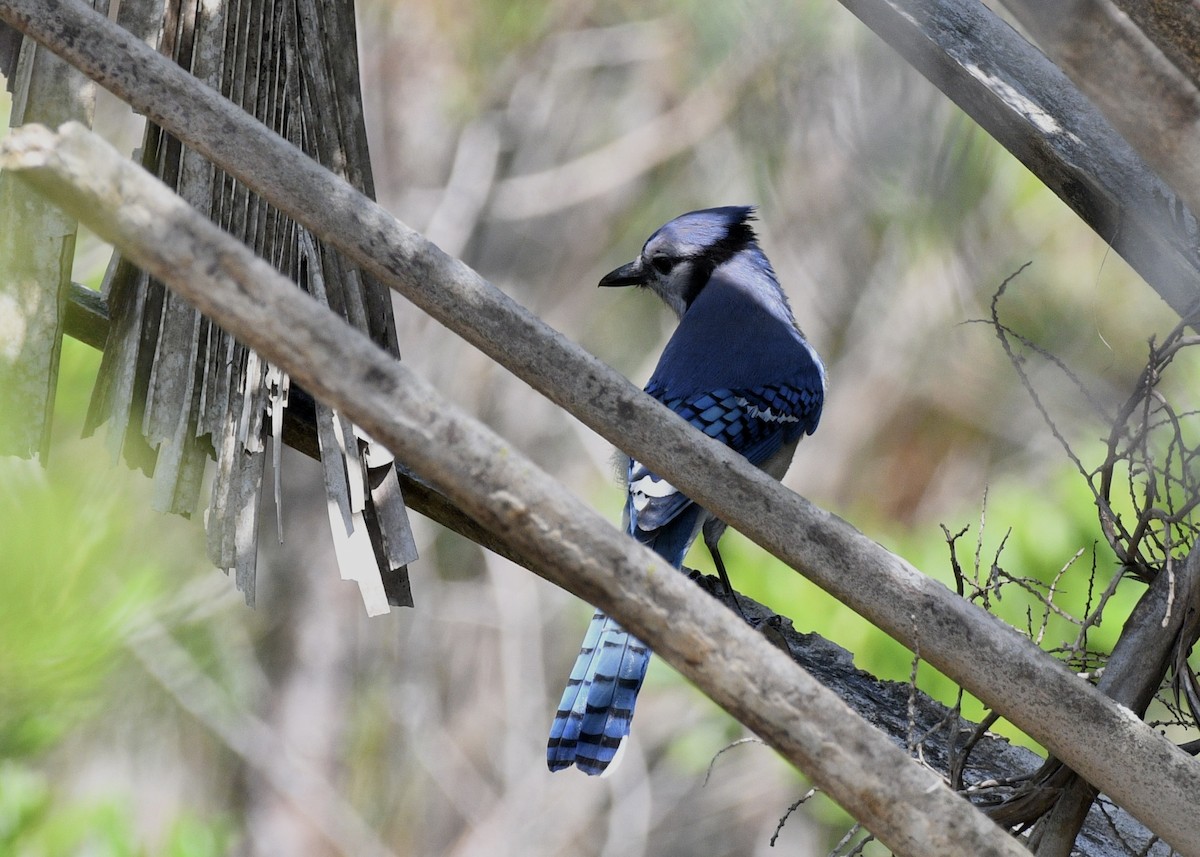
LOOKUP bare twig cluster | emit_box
[923,271,1200,854]
[1094,320,1200,580]
[990,266,1200,585]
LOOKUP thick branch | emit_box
[838,0,1200,321]
[2,1,1198,845]
[0,122,1033,857]
[997,0,1200,266]
[731,593,1162,857]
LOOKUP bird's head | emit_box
[599,206,763,318]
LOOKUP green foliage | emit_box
[0,453,157,755]
[0,762,232,857]
[0,336,225,851]
[0,336,175,755]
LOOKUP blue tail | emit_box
[547,505,704,775]
[546,609,650,774]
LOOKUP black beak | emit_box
[598,259,647,288]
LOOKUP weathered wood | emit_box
[839,0,1200,323]
[1018,545,1200,855]
[0,2,103,458]
[734,592,1165,857]
[0,158,74,458]
[64,281,107,349]
[997,0,1200,289]
[69,0,416,609]
[59,285,531,570]
[0,121,1035,857]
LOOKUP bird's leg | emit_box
[708,542,743,618]
[702,519,746,621]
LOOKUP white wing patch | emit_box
[735,396,801,424]
[629,467,679,513]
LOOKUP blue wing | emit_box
[626,382,823,536]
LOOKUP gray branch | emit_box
[1024,547,1200,855]
[997,0,1200,263]
[838,0,1200,322]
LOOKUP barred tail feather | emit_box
[547,608,606,771]
[547,610,651,775]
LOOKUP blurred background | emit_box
[0,0,1188,854]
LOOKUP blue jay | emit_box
[547,206,826,775]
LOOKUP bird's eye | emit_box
[650,257,675,275]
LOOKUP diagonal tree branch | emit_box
[837,0,1200,322]
[997,0,1200,248]
[3,114,1195,855]
[1017,543,1200,855]
[54,292,1179,853]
